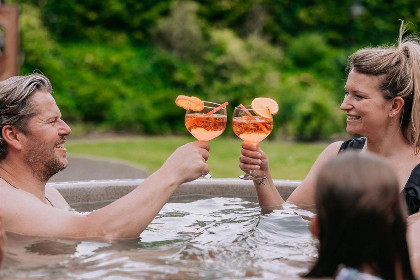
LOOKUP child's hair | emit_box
[305,152,414,280]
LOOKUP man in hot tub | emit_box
[0,73,210,239]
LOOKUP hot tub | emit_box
[1,178,317,279]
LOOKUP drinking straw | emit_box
[239,104,255,119]
[206,101,229,116]
[238,104,269,134]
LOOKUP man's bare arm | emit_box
[0,142,209,239]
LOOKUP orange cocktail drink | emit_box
[176,95,228,179]
[232,107,273,143]
[185,102,227,141]
[233,98,278,181]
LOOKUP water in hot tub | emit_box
[1,196,317,279]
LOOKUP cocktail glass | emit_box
[185,101,227,179]
[232,105,273,181]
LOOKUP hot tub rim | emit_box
[48,178,300,207]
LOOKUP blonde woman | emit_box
[240,22,420,215]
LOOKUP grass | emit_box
[66,135,328,180]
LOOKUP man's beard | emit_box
[24,137,68,182]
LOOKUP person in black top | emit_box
[239,21,420,216]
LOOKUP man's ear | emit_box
[389,96,405,118]
[2,125,23,151]
[310,215,320,240]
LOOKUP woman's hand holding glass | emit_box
[233,98,278,183]
[239,141,270,178]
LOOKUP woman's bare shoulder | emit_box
[325,141,344,153]
[313,141,344,164]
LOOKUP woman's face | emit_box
[340,69,392,137]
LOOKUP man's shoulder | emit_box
[0,182,18,196]
[46,185,70,209]
[0,185,41,230]
[0,184,36,206]
[0,179,11,189]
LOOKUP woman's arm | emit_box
[287,141,343,206]
[408,213,420,277]
[239,142,284,207]
[239,141,343,208]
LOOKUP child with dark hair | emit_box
[305,152,414,280]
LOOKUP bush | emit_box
[200,29,283,105]
[291,88,344,141]
[18,3,59,74]
[286,32,329,68]
[13,1,348,140]
[151,1,207,59]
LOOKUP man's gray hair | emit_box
[0,74,52,160]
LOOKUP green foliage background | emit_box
[7,0,420,140]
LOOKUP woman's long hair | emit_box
[305,152,414,280]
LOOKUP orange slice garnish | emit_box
[251,97,279,119]
[175,95,204,111]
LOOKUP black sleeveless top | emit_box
[339,137,420,215]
